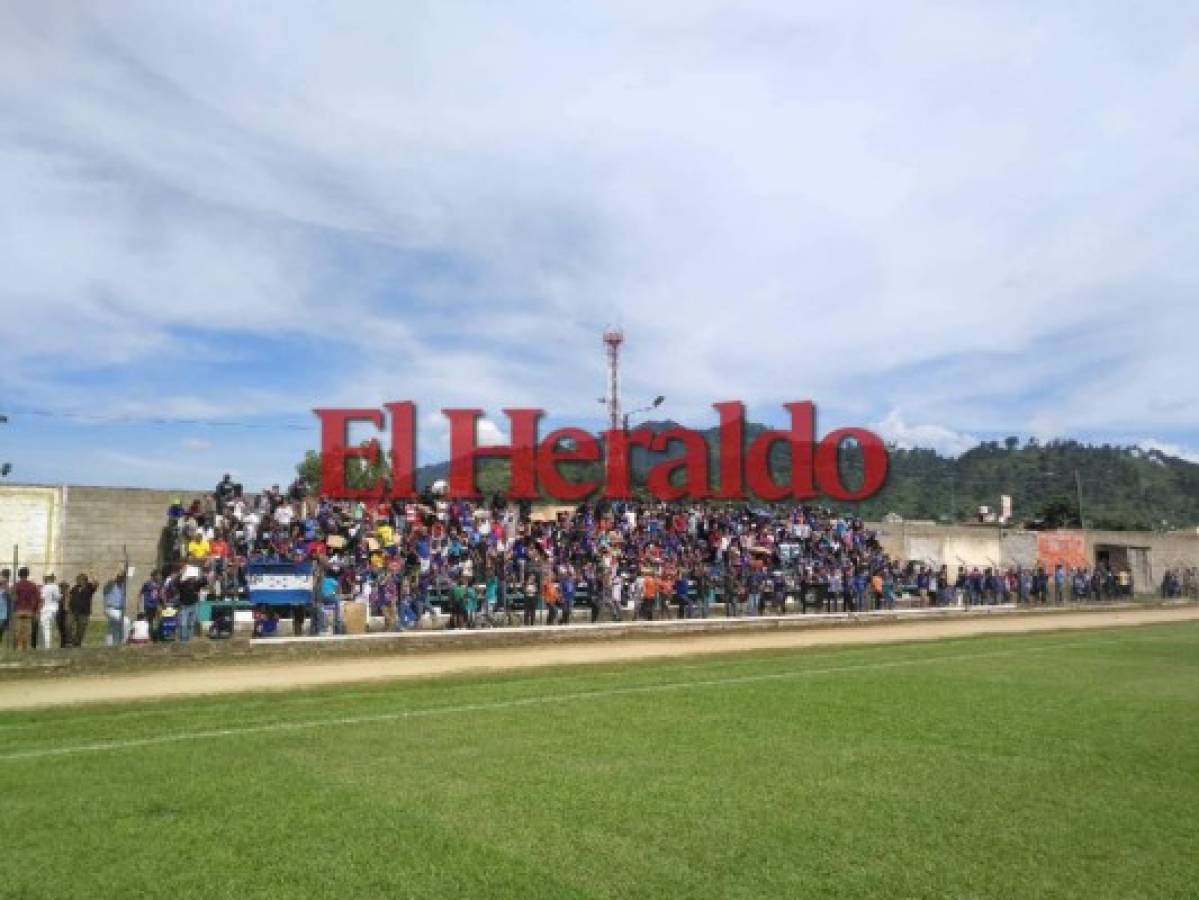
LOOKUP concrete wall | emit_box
[59,486,187,603]
[873,522,1004,569]
[0,485,63,580]
[871,520,1199,586]
[5,484,1199,609]
[2,483,199,612]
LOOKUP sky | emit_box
[1,1,1197,489]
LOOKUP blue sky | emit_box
[2,1,1198,489]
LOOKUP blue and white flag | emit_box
[246,560,314,606]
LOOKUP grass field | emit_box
[1,622,1196,899]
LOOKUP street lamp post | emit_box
[622,395,665,431]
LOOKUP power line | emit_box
[1,407,314,431]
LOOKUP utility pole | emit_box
[9,545,16,650]
[1,413,10,479]
[122,543,130,644]
[1073,468,1086,529]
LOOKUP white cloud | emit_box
[179,437,213,451]
[872,410,978,457]
[1137,439,1199,465]
[476,418,508,448]
[2,0,1198,490]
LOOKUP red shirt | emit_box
[13,578,40,614]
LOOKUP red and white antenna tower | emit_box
[602,328,624,432]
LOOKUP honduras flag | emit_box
[247,560,315,606]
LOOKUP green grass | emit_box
[1,623,1197,899]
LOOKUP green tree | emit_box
[296,444,390,495]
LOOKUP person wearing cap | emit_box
[175,571,201,643]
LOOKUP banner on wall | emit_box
[1037,532,1087,569]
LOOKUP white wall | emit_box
[0,485,63,579]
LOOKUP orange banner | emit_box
[1037,532,1087,569]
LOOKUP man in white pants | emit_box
[39,574,62,651]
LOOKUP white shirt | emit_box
[40,583,61,609]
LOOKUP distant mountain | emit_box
[852,439,1199,529]
[300,430,1199,530]
[620,424,1199,529]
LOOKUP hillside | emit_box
[298,430,1199,530]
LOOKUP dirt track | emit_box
[2,606,1196,710]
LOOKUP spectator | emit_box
[12,567,40,651]
[128,614,151,645]
[215,473,236,511]
[102,572,127,646]
[139,570,163,641]
[560,568,576,626]
[607,572,624,621]
[186,532,211,562]
[176,573,202,643]
[39,574,61,652]
[675,571,693,619]
[0,568,9,644]
[542,575,560,626]
[69,574,97,647]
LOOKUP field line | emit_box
[0,633,1138,763]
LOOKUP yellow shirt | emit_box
[187,537,211,559]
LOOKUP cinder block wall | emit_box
[2,484,204,613]
[59,486,197,610]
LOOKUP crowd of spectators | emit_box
[161,474,906,636]
[0,567,126,650]
[148,473,1166,640]
[1,472,1192,650]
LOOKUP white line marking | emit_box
[0,635,1131,762]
